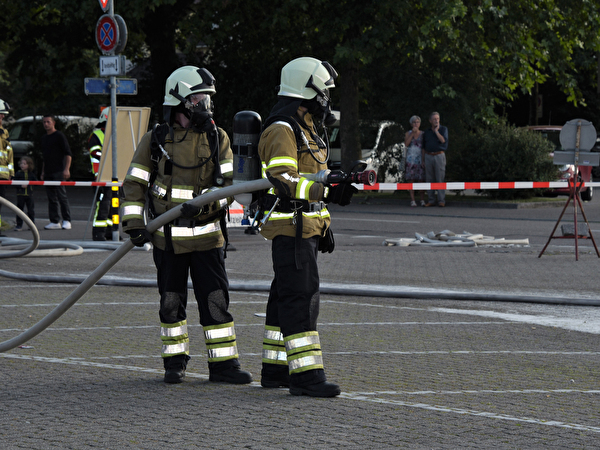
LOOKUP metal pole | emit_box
[109,0,119,241]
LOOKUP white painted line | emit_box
[78,350,600,359]
[0,300,269,308]
[340,393,600,433]
[0,321,510,333]
[0,353,208,379]
[350,389,600,395]
[323,321,511,326]
[2,353,597,433]
[430,307,600,334]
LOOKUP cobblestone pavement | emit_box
[1,193,600,449]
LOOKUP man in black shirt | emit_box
[40,115,72,230]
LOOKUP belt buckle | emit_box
[174,218,194,228]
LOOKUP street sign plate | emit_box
[116,78,137,95]
[100,55,126,76]
[96,14,119,54]
[85,77,110,95]
[560,119,597,152]
[98,0,109,11]
[84,78,138,95]
[113,15,128,54]
[553,151,600,167]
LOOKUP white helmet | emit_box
[98,107,109,123]
[0,99,11,114]
[163,66,216,107]
[278,57,337,100]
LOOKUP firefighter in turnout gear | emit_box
[0,99,14,232]
[122,66,252,385]
[88,109,112,241]
[258,57,357,397]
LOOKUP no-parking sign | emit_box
[96,14,119,54]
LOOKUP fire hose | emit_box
[0,168,376,352]
[4,167,597,353]
[0,178,273,352]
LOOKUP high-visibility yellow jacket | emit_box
[0,126,14,180]
[88,128,104,178]
[122,123,234,254]
[258,111,331,240]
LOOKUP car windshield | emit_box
[8,123,27,141]
[8,121,43,141]
[536,130,562,151]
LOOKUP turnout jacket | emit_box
[0,126,14,180]
[88,128,104,178]
[122,123,234,254]
[258,111,331,240]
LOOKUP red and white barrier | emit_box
[0,180,122,187]
[358,181,600,191]
[3,180,600,190]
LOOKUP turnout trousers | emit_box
[262,235,327,387]
[92,187,113,239]
[153,246,241,372]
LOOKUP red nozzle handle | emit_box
[348,170,377,186]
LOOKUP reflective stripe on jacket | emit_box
[0,127,14,180]
[122,124,234,254]
[258,112,331,240]
[88,128,104,177]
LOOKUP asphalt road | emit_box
[1,188,600,449]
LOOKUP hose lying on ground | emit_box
[0,179,272,352]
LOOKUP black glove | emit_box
[126,229,152,247]
[325,184,358,206]
[318,227,335,253]
[180,200,209,219]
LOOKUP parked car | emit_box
[527,125,593,201]
[8,115,99,160]
[327,110,404,182]
[7,115,99,180]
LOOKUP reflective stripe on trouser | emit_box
[284,331,324,374]
[262,325,287,366]
[161,320,189,357]
[204,321,238,362]
[93,187,113,227]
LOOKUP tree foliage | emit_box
[448,121,560,199]
[0,0,599,181]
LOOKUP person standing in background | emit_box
[14,156,37,231]
[40,115,72,230]
[88,109,112,241]
[422,111,448,207]
[0,99,14,234]
[403,115,426,207]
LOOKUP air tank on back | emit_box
[232,110,262,206]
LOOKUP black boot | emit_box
[92,227,107,241]
[261,364,290,388]
[209,360,252,384]
[163,355,190,384]
[289,381,341,397]
[288,369,340,397]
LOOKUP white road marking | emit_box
[2,353,598,433]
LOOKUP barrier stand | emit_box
[538,118,600,260]
[538,174,600,260]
